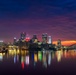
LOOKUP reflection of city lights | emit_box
[34,62,36,66]
[43,62,47,68]
[0,53,3,61]
[0,53,2,56]
[48,52,51,66]
[21,56,24,62]
[21,51,25,55]
[14,55,16,64]
[43,53,47,68]
[9,50,17,55]
[21,62,24,69]
[34,54,38,62]
[52,52,55,59]
[17,50,20,54]
[38,51,42,61]
[25,56,29,65]
[21,56,25,69]
[34,39,38,43]
[2,53,5,56]
[64,50,67,58]
[0,56,3,61]
[14,50,16,54]
[43,53,46,62]
[56,51,62,62]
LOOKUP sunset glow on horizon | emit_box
[53,40,76,46]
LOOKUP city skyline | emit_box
[0,0,76,44]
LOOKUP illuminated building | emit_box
[0,40,3,42]
[0,40,4,46]
[25,35,30,42]
[25,37,30,42]
[13,37,16,44]
[48,36,52,44]
[42,33,47,44]
[32,34,38,43]
[20,32,26,40]
[41,33,49,50]
[57,39,61,46]
[57,39,62,50]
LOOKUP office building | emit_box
[48,36,52,44]
[14,37,16,42]
[42,33,47,44]
[57,39,62,49]
[20,32,26,40]
[0,40,4,46]
[32,34,38,43]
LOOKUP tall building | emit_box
[32,34,38,43]
[20,32,26,40]
[25,34,30,42]
[0,40,4,46]
[42,33,47,44]
[13,37,16,44]
[57,39,62,49]
[48,36,52,44]
[32,34,37,39]
[57,39,61,46]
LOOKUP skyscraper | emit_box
[48,36,52,44]
[42,33,47,44]
[57,39,62,50]
[13,37,16,44]
[20,32,26,40]
[57,39,61,46]
[0,40,4,46]
[32,34,38,43]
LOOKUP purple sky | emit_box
[0,0,76,42]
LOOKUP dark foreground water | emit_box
[0,49,76,75]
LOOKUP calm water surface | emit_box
[0,49,76,75]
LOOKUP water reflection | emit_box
[1,49,76,69]
[0,53,6,61]
[56,51,62,62]
[0,53,3,61]
[48,52,51,66]
[43,51,47,68]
